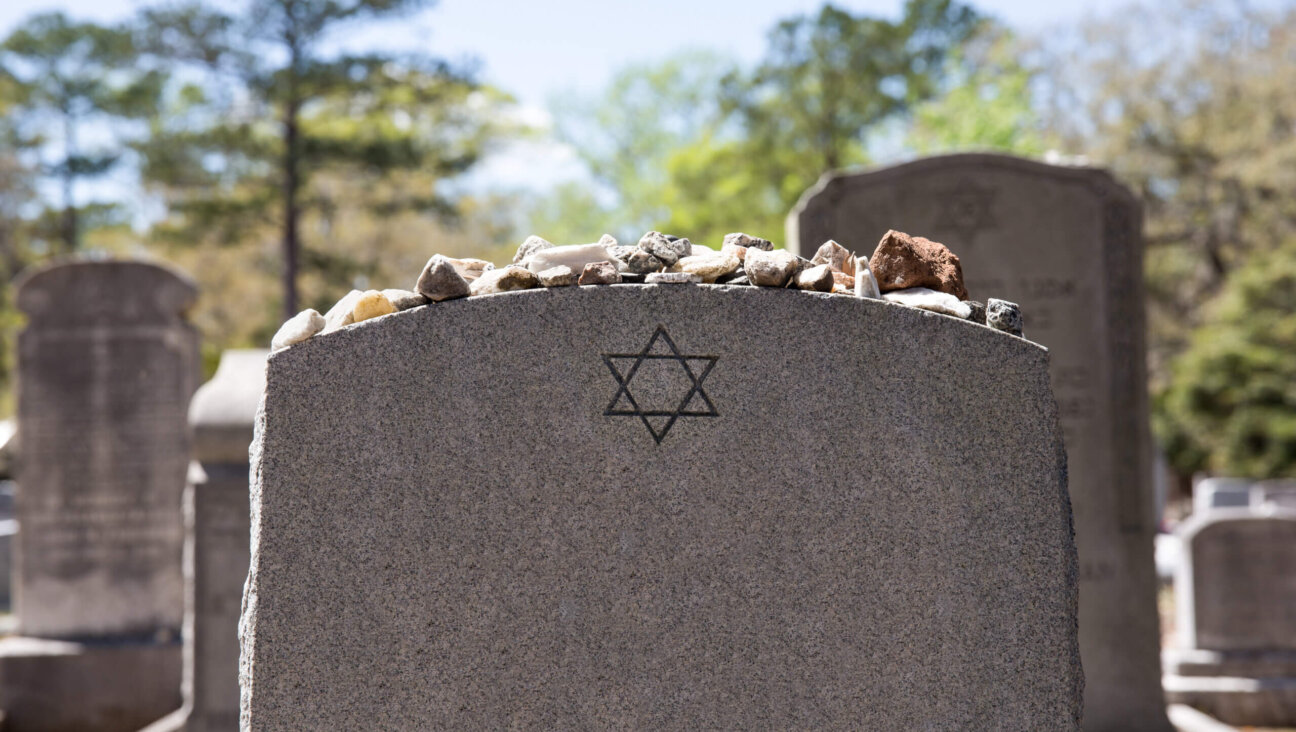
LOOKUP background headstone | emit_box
[1252,481,1296,511]
[0,260,198,731]
[0,481,14,610]
[1194,477,1254,514]
[146,350,266,732]
[788,153,1169,731]
[1164,508,1296,726]
[240,285,1082,729]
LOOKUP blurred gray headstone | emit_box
[0,481,13,610]
[1164,508,1296,726]
[1195,477,1254,514]
[147,349,266,732]
[1252,480,1296,511]
[0,260,198,731]
[788,153,1169,731]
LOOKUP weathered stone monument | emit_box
[789,153,1168,730]
[1164,508,1296,726]
[241,285,1082,728]
[0,260,198,731]
[147,350,267,732]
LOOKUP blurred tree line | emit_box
[0,0,1291,477]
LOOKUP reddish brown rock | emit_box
[868,230,968,300]
[578,261,621,286]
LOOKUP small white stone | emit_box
[470,265,539,296]
[538,265,575,287]
[415,255,470,302]
[381,289,428,310]
[524,243,617,275]
[811,240,852,272]
[445,257,494,283]
[882,287,971,318]
[795,264,834,292]
[855,260,882,299]
[322,289,364,333]
[721,243,748,262]
[676,251,740,283]
[743,249,800,287]
[271,309,325,352]
[722,232,773,251]
[513,235,553,263]
[638,232,691,266]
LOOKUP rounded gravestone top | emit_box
[279,283,1045,363]
[190,349,269,464]
[16,258,197,328]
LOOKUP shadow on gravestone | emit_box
[239,285,1082,729]
[787,153,1170,731]
[0,260,198,732]
[144,350,267,732]
[1164,508,1296,726]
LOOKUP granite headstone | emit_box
[240,285,1082,729]
[0,260,198,731]
[1164,508,1296,726]
[788,153,1168,731]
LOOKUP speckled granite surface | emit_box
[240,284,1080,730]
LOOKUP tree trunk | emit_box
[282,93,301,319]
[62,111,78,253]
[61,176,77,255]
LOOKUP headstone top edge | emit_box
[189,350,268,464]
[268,284,1049,370]
[15,257,199,317]
[789,152,1139,218]
[1177,507,1296,541]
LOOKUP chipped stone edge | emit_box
[238,393,267,731]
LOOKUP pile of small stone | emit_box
[271,229,1024,352]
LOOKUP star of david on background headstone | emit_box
[934,177,997,244]
[602,326,718,444]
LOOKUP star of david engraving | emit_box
[602,326,718,444]
[934,177,997,244]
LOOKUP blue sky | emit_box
[0,0,1138,208]
[1,0,1135,108]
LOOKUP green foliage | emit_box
[535,0,985,247]
[734,0,982,173]
[1039,1,1296,380]
[0,12,162,251]
[664,0,984,244]
[906,29,1050,155]
[0,85,41,416]
[542,50,734,242]
[136,0,513,320]
[1155,243,1296,478]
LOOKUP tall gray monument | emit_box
[0,260,198,731]
[147,350,267,732]
[240,285,1082,728]
[788,153,1168,731]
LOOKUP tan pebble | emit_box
[352,290,395,322]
